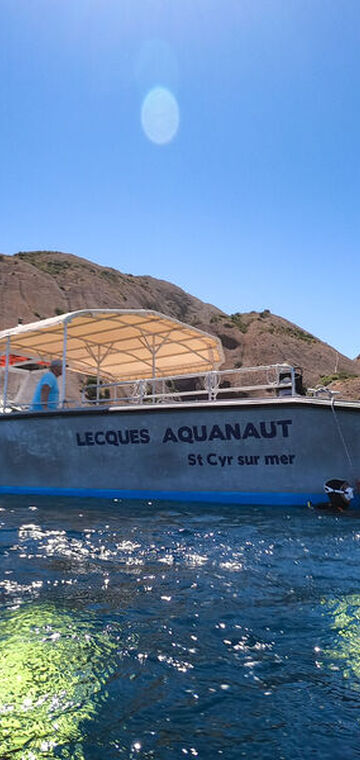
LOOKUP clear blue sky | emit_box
[1,0,359,357]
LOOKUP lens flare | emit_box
[141,87,180,145]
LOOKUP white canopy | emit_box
[0,309,224,382]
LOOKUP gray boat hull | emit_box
[0,398,359,505]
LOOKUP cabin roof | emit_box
[0,309,224,380]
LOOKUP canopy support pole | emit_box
[291,367,296,396]
[151,337,156,403]
[96,349,101,405]
[2,336,10,412]
[60,322,68,408]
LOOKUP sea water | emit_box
[1,497,360,759]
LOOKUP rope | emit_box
[330,396,355,475]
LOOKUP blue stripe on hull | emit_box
[0,485,355,507]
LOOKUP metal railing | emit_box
[0,364,297,413]
[81,364,296,407]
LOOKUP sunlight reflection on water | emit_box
[1,498,360,758]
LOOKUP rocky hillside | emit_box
[0,250,359,395]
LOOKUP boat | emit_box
[0,309,359,506]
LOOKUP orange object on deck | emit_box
[0,354,48,367]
